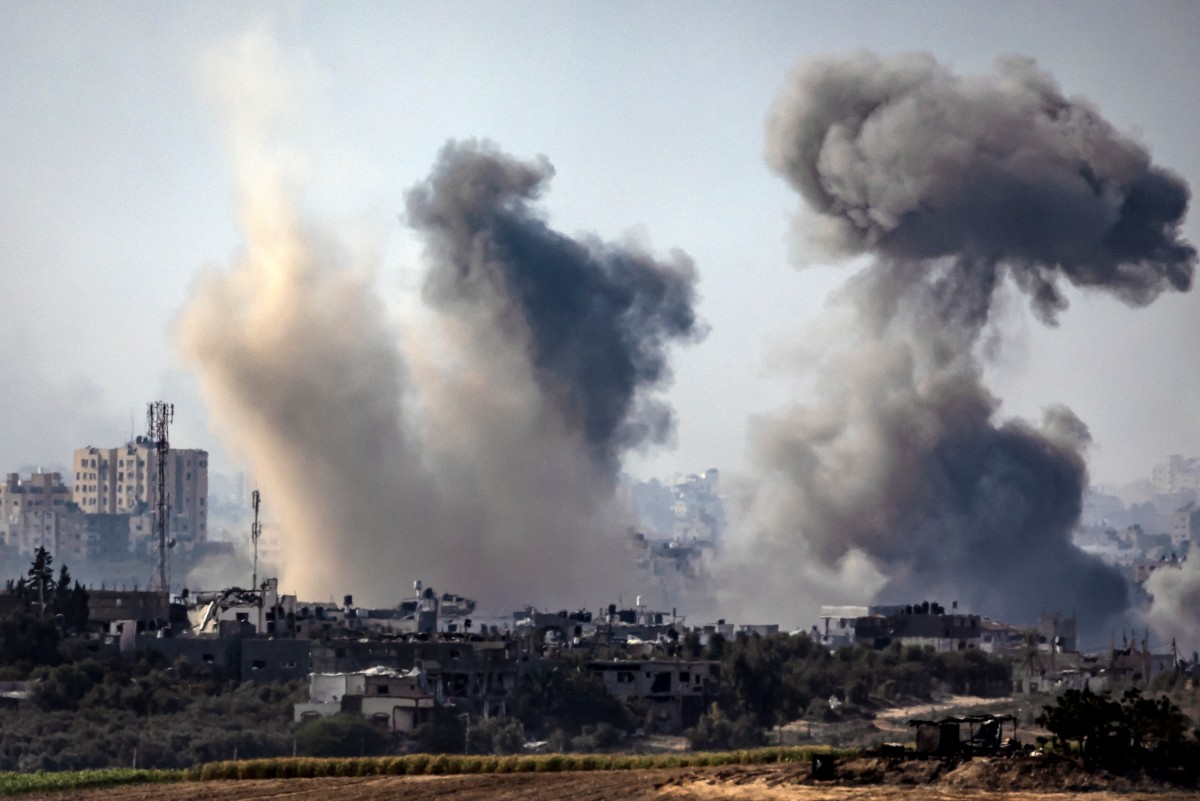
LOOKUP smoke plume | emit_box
[724,53,1194,632]
[407,140,701,476]
[179,33,698,608]
[1145,557,1200,655]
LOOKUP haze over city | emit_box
[2,4,1198,644]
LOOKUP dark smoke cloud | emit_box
[728,52,1194,633]
[767,52,1194,324]
[406,140,702,474]
[183,37,696,611]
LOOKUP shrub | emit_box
[292,714,389,758]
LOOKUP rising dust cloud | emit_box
[179,31,700,609]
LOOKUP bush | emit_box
[292,714,389,758]
[466,716,525,755]
[412,708,467,754]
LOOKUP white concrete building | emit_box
[294,666,436,734]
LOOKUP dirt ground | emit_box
[16,759,1199,801]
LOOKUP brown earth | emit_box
[16,758,1199,801]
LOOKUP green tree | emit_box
[25,547,55,615]
[514,664,629,737]
[412,707,467,754]
[1037,687,1197,772]
[48,565,89,633]
[684,703,731,750]
[0,608,60,667]
[293,713,389,757]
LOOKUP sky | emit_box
[2,1,1197,492]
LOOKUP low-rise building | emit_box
[310,638,520,719]
[585,658,719,733]
[294,667,436,734]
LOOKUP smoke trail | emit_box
[406,140,702,476]
[725,53,1194,632]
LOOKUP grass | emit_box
[0,746,852,794]
[188,746,851,781]
[0,768,181,796]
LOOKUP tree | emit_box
[1037,687,1198,773]
[0,607,60,667]
[412,708,467,754]
[25,547,55,615]
[293,713,389,757]
[514,664,629,737]
[50,572,90,634]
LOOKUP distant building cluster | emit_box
[626,469,725,598]
[0,436,209,571]
[630,468,725,543]
[20,579,723,737]
[1075,454,1200,586]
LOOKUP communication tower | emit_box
[251,489,262,591]
[147,401,174,593]
[251,488,263,632]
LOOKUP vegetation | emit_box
[188,745,847,781]
[0,653,303,771]
[0,548,90,671]
[1037,687,1200,776]
[293,713,390,757]
[412,708,468,754]
[512,663,631,738]
[0,768,180,796]
[694,632,1010,740]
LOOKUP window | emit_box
[251,660,266,670]
[376,685,388,694]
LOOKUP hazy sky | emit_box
[2,1,1197,489]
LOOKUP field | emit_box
[10,757,1198,801]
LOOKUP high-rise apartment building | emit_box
[71,438,209,546]
[0,471,88,561]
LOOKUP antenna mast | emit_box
[251,489,262,591]
[251,488,263,634]
[147,401,174,593]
